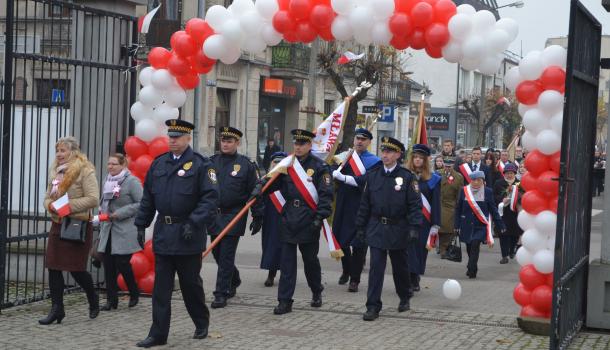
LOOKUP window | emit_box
[146,0,182,48]
[324,99,334,116]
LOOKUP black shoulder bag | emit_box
[445,235,462,263]
[60,217,87,243]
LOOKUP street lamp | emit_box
[496,1,524,9]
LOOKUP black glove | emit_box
[311,217,323,233]
[408,229,419,243]
[249,179,267,201]
[356,228,366,242]
[137,227,145,248]
[181,222,193,241]
[250,216,263,235]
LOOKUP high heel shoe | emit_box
[88,292,100,319]
[128,294,139,308]
[38,304,65,325]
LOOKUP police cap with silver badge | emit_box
[166,119,195,137]
[291,129,315,143]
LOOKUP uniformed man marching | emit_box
[134,119,219,348]
[356,137,422,321]
[208,127,263,308]
[262,129,333,315]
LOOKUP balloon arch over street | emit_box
[123,0,568,321]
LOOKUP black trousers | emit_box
[499,235,518,258]
[103,233,139,303]
[48,269,96,307]
[465,240,482,275]
[211,235,241,298]
[278,241,323,302]
[340,246,367,283]
[366,247,411,312]
[148,254,209,341]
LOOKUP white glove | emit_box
[429,225,439,235]
[333,169,346,182]
[498,202,504,217]
[91,215,100,226]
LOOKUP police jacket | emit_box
[207,152,263,237]
[269,152,333,244]
[135,147,219,255]
[356,165,423,250]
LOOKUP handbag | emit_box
[60,217,87,243]
[445,234,462,263]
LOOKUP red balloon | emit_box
[318,26,335,41]
[424,23,450,48]
[283,30,299,43]
[390,35,410,50]
[134,154,154,177]
[520,304,548,318]
[521,190,549,215]
[550,152,560,173]
[537,170,559,196]
[185,18,215,44]
[389,13,413,37]
[190,52,215,74]
[124,136,149,160]
[434,0,457,23]
[520,172,537,192]
[410,2,434,29]
[524,150,551,176]
[272,10,296,34]
[422,0,439,5]
[531,285,553,312]
[546,273,554,287]
[148,137,169,158]
[172,32,199,58]
[409,29,426,50]
[177,73,200,90]
[540,66,566,93]
[130,252,151,279]
[295,21,318,43]
[519,264,547,290]
[289,0,312,20]
[310,5,334,29]
[148,47,172,69]
[278,0,290,10]
[516,80,543,105]
[169,31,187,50]
[549,195,559,214]
[425,45,443,58]
[513,283,532,307]
[167,54,192,77]
[143,240,155,264]
[117,274,128,291]
[138,272,155,294]
[395,0,418,14]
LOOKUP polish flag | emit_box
[337,51,365,65]
[51,194,71,217]
[138,4,162,34]
[348,151,366,176]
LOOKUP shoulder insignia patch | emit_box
[208,169,218,184]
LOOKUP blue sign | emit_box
[378,104,395,123]
[51,89,64,103]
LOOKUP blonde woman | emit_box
[39,137,100,325]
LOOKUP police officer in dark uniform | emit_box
[356,137,422,321]
[134,119,219,348]
[208,127,263,308]
[263,129,334,315]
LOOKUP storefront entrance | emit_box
[257,96,286,164]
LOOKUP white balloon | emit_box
[486,29,511,53]
[519,51,544,80]
[472,10,496,33]
[541,45,567,68]
[442,279,462,300]
[221,19,245,45]
[518,210,537,231]
[353,29,372,46]
[255,0,279,19]
[462,35,485,60]
[332,0,356,15]
[522,108,550,134]
[521,130,538,152]
[130,101,153,122]
[522,228,547,252]
[164,86,187,108]
[371,0,395,19]
[152,103,179,124]
[460,57,480,71]
[240,10,263,33]
[518,103,533,117]
[203,34,229,59]
[349,7,373,30]
[546,235,556,251]
[331,16,353,41]
[457,4,476,15]
[139,67,154,87]
[478,54,502,75]
[494,18,518,41]
[535,211,557,235]
[206,5,232,32]
[242,35,267,54]
[151,69,174,91]
[371,22,392,45]
[261,23,283,46]
[532,249,555,274]
[442,41,463,63]
[505,66,522,91]
[220,45,241,65]
[536,130,562,155]
[550,111,563,134]
[135,119,159,142]
[537,90,564,116]
[230,0,255,15]
[139,85,164,108]
[515,246,533,266]
[448,14,473,41]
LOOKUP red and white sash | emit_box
[459,163,472,183]
[347,151,366,176]
[269,191,286,213]
[421,193,431,222]
[463,185,494,244]
[497,161,506,175]
[509,184,519,212]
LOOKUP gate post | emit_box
[0,0,15,312]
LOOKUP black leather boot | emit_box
[273,300,293,315]
[87,291,100,319]
[38,304,66,325]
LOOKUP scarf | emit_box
[50,163,70,196]
[100,169,128,213]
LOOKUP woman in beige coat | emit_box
[39,137,100,325]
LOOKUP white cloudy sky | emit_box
[498,0,610,55]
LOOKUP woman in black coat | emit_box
[493,163,524,264]
[485,153,502,187]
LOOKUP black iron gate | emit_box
[551,0,601,348]
[1,0,137,310]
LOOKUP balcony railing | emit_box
[271,42,310,75]
[377,80,411,106]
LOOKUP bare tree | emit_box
[460,89,517,147]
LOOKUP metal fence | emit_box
[550,0,602,348]
[1,0,137,310]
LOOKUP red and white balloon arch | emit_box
[124,0,568,320]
